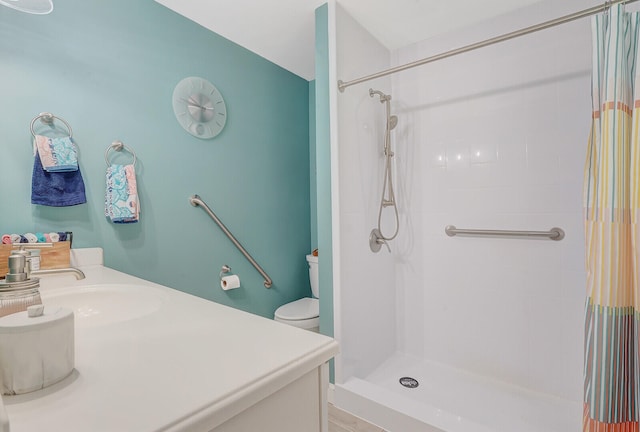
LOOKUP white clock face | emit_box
[172,77,227,139]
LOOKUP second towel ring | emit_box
[105,141,137,166]
[30,112,73,138]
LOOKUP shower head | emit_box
[389,115,398,130]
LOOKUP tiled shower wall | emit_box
[334,3,395,381]
[335,0,604,403]
[391,0,594,401]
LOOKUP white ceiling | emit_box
[155,0,546,81]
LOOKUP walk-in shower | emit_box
[331,1,586,431]
[368,88,399,253]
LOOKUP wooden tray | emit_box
[0,242,71,278]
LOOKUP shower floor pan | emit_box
[334,354,581,432]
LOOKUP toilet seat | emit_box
[274,297,319,321]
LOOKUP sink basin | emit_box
[41,284,167,327]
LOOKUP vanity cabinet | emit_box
[213,365,329,432]
[3,249,338,432]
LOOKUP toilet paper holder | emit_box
[219,265,241,291]
[219,265,231,279]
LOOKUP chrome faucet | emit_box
[31,267,85,280]
[0,249,85,319]
[3,248,85,283]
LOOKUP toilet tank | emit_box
[306,254,319,298]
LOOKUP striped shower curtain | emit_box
[584,5,640,431]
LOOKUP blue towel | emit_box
[31,153,86,206]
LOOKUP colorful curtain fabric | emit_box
[584,5,640,431]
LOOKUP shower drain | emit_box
[399,376,419,388]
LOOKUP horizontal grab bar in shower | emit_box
[445,225,565,241]
[189,194,273,288]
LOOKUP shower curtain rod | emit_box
[337,0,639,92]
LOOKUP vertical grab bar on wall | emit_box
[189,195,273,288]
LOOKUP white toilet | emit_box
[274,254,319,332]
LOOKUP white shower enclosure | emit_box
[330,1,590,431]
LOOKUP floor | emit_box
[328,404,385,432]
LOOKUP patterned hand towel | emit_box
[34,135,56,169]
[105,164,139,223]
[49,136,78,172]
[34,135,78,172]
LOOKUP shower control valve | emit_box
[369,229,391,253]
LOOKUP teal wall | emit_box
[315,3,334,382]
[0,0,312,318]
[315,4,334,339]
[309,80,318,251]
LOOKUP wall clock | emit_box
[172,77,227,139]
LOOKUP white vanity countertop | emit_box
[3,250,338,432]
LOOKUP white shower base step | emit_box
[335,354,581,432]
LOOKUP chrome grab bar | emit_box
[445,225,565,241]
[189,195,273,288]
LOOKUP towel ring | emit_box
[30,112,73,138]
[105,140,137,166]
